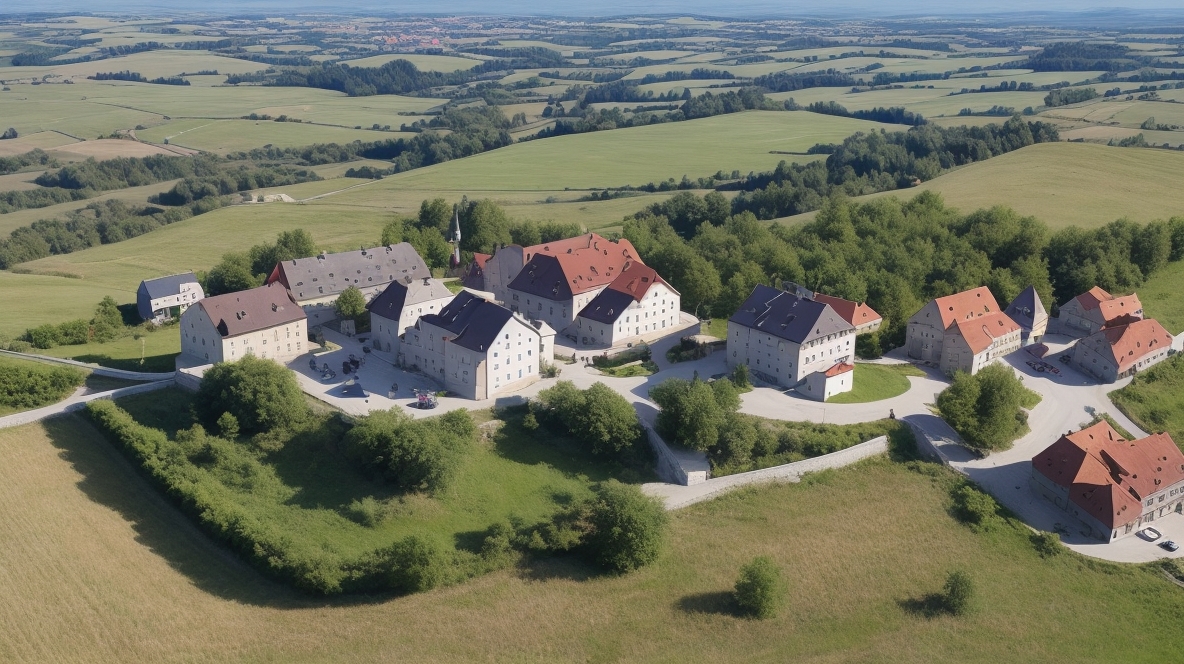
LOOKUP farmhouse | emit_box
[726,284,856,393]
[367,276,455,355]
[1057,286,1143,337]
[1004,285,1048,345]
[483,233,639,303]
[1030,419,1184,541]
[906,286,1022,374]
[1070,318,1174,383]
[179,283,307,365]
[265,244,430,326]
[811,292,882,335]
[505,239,643,336]
[136,272,204,322]
[401,291,556,400]
[572,261,680,347]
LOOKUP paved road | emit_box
[0,380,175,429]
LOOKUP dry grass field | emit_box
[2,417,1184,663]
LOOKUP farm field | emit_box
[351,111,903,193]
[342,53,484,70]
[135,119,399,153]
[0,130,80,155]
[4,419,1184,663]
[0,50,271,81]
[0,178,183,236]
[780,142,1184,230]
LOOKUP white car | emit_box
[1139,527,1163,542]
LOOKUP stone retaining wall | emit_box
[0,349,175,381]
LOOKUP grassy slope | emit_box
[0,354,85,416]
[4,418,1184,662]
[780,142,1184,230]
[1139,259,1184,335]
[828,363,925,404]
[36,326,182,373]
[135,120,402,153]
[1111,354,1184,446]
[351,111,904,192]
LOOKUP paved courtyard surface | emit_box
[291,323,1177,563]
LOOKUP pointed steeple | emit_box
[451,207,462,267]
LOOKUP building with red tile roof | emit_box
[812,293,882,335]
[573,261,680,347]
[1058,286,1144,337]
[906,286,1023,374]
[504,236,644,336]
[481,233,638,303]
[1031,420,1184,541]
[1071,318,1173,382]
[800,362,854,401]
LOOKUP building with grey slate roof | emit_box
[265,243,430,326]
[137,272,204,322]
[401,291,555,400]
[726,284,856,390]
[179,283,307,365]
[1004,285,1048,345]
[368,276,455,356]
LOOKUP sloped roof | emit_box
[949,311,1020,354]
[1078,318,1173,374]
[824,362,854,377]
[367,277,453,321]
[932,286,1000,330]
[461,252,490,290]
[508,237,642,300]
[140,272,198,300]
[1073,286,1113,312]
[1097,294,1143,325]
[419,291,515,353]
[577,262,677,324]
[520,233,637,264]
[197,283,305,338]
[812,293,881,328]
[267,244,429,302]
[1033,420,1184,528]
[729,285,854,345]
[1004,285,1047,332]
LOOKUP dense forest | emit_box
[623,192,1184,355]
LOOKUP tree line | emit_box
[87,71,190,86]
[623,192,1184,353]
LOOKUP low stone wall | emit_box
[643,426,709,486]
[0,380,175,429]
[0,349,175,381]
[659,436,888,510]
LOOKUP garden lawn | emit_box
[110,388,642,560]
[37,326,182,373]
[828,363,925,404]
[7,416,1184,662]
[1110,354,1184,446]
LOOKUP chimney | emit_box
[423,277,430,286]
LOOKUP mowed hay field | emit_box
[135,119,401,153]
[348,111,904,193]
[4,418,1184,663]
[785,142,1184,230]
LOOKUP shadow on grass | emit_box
[516,556,598,583]
[897,593,951,618]
[70,352,177,374]
[41,413,391,608]
[676,590,740,617]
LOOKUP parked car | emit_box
[1140,527,1163,541]
[1160,540,1179,552]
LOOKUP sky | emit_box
[4,1,1184,17]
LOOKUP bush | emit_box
[216,412,240,439]
[343,408,476,493]
[0,361,86,409]
[731,363,750,388]
[1031,531,1064,558]
[952,484,1002,532]
[375,535,449,593]
[734,556,787,619]
[942,570,975,616]
[586,480,668,573]
[937,364,1032,451]
[534,381,643,461]
[91,296,125,342]
[26,324,61,349]
[194,355,310,435]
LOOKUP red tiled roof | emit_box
[813,293,882,327]
[472,252,491,269]
[1074,286,1112,312]
[509,239,642,300]
[933,286,1000,330]
[604,261,675,301]
[824,362,854,377]
[949,311,1020,354]
[1084,318,1173,374]
[521,233,638,265]
[1097,294,1143,325]
[1033,420,1184,528]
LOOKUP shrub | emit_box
[952,484,1001,532]
[943,570,975,615]
[937,364,1031,451]
[1031,531,1064,558]
[731,363,751,388]
[0,362,86,409]
[216,411,240,439]
[56,319,90,345]
[734,556,787,619]
[586,480,668,573]
[91,296,125,342]
[6,340,33,353]
[376,535,449,593]
[343,408,475,493]
[534,381,643,461]
[194,355,309,435]
[26,324,61,349]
